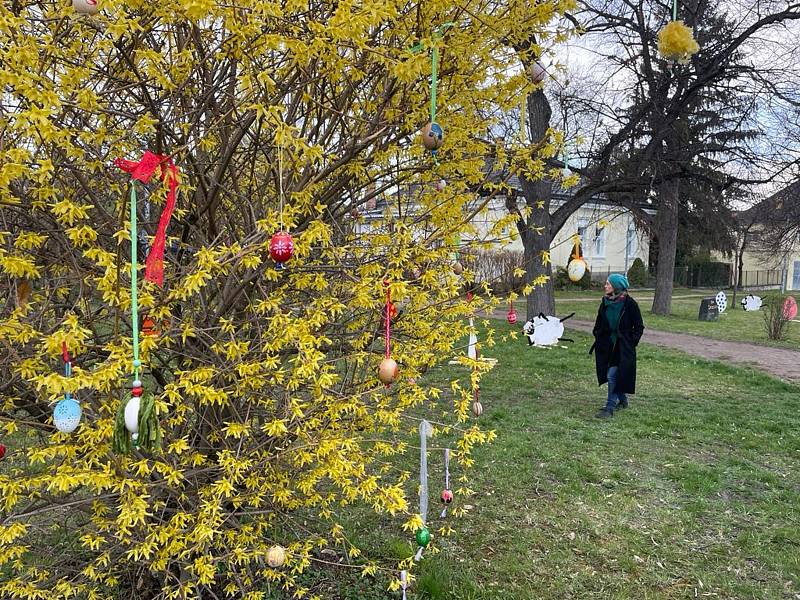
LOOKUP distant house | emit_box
[471,177,653,280]
[714,182,800,290]
[354,176,653,280]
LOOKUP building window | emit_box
[626,224,638,261]
[593,225,606,258]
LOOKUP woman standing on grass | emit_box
[590,274,644,419]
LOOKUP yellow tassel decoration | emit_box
[657,20,699,63]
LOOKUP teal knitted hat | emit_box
[607,273,629,292]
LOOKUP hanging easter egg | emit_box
[507,307,517,325]
[783,296,798,320]
[452,261,464,275]
[378,357,399,385]
[567,257,587,282]
[53,398,82,433]
[73,0,99,15]
[440,489,454,504]
[415,527,431,547]
[124,395,141,434]
[269,231,294,266]
[530,61,546,83]
[0,443,5,460]
[472,401,483,416]
[434,179,447,192]
[267,545,286,568]
[421,122,444,151]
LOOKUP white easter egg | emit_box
[124,396,140,433]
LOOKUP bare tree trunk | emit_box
[518,89,556,319]
[651,178,679,315]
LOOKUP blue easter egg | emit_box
[53,398,82,433]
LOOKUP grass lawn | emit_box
[334,322,800,599]
[549,289,800,349]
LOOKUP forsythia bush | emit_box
[0,0,571,597]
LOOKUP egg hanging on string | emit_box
[73,0,99,14]
[267,545,286,568]
[124,395,141,434]
[440,489,454,504]
[434,179,447,192]
[53,397,82,434]
[269,231,294,266]
[378,357,399,385]
[507,307,517,325]
[452,261,463,276]
[567,257,587,282]
[415,527,431,547]
[421,122,444,151]
[472,401,483,416]
[530,61,546,84]
[0,443,5,460]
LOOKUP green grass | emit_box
[550,289,800,349]
[344,322,800,599]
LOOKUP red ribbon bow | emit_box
[114,151,180,286]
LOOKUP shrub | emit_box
[764,295,791,340]
[627,257,648,287]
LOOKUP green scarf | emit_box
[603,295,625,346]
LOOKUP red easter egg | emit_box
[507,309,517,325]
[440,489,454,504]
[269,231,294,264]
[0,443,6,460]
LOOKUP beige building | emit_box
[470,192,652,278]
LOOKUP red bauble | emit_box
[0,443,6,460]
[440,489,454,504]
[269,231,294,264]
[507,309,517,325]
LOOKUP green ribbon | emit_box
[130,183,140,381]
[673,0,677,20]
[429,23,454,125]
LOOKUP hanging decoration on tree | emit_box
[472,341,483,416]
[657,0,699,64]
[378,280,399,385]
[111,151,177,454]
[434,179,447,192]
[15,280,31,309]
[53,343,82,434]
[270,142,295,269]
[267,545,286,568]
[440,448,454,518]
[419,24,454,162]
[414,419,433,561]
[73,0,98,15]
[567,236,587,282]
[467,318,477,360]
[507,298,517,324]
[0,442,5,460]
[400,570,408,600]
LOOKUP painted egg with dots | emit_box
[440,489,454,504]
[53,398,82,433]
[267,545,286,568]
[73,0,98,14]
[269,231,294,264]
[124,396,141,434]
[507,308,517,325]
[421,122,444,151]
[715,291,727,313]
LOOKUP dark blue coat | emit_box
[590,295,644,394]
